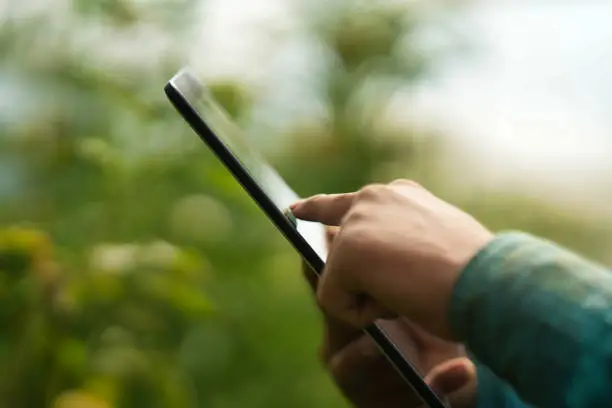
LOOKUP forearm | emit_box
[451,232,612,408]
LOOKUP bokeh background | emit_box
[1,0,612,407]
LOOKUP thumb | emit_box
[425,358,477,408]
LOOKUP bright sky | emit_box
[407,1,612,203]
[191,0,612,209]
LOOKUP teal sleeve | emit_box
[475,362,531,408]
[450,232,612,408]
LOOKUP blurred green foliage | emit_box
[1,1,611,408]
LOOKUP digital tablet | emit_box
[164,69,448,408]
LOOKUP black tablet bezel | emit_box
[164,71,448,408]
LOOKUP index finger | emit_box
[291,193,356,226]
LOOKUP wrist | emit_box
[433,229,495,340]
[448,232,532,341]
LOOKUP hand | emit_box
[302,228,477,408]
[292,180,493,339]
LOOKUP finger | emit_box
[425,358,477,405]
[301,261,363,362]
[325,226,339,250]
[320,316,364,365]
[317,272,390,329]
[291,193,357,225]
[317,241,391,329]
[400,318,465,367]
[327,333,382,388]
[444,383,478,408]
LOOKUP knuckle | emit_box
[356,183,385,200]
[390,178,421,189]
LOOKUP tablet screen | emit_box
[169,70,328,261]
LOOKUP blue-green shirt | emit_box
[452,232,612,408]
[475,362,529,407]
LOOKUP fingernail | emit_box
[429,363,471,396]
[290,200,304,211]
